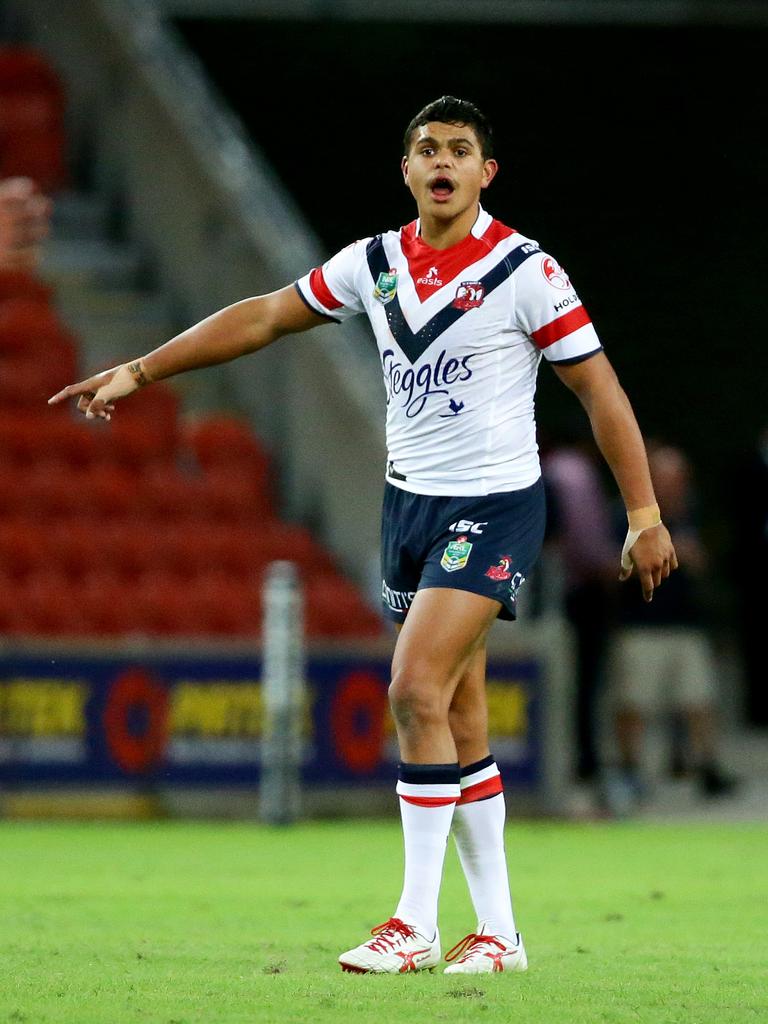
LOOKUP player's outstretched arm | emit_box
[48,285,328,420]
[553,351,678,602]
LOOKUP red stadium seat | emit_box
[77,569,141,636]
[117,384,179,435]
[0,298,74,352]
[0,518,43,578]
[44,518,103,578]
[304,573,383,639]
[0,352,78,408]
[203,464,273,522]
[0,571,28,633]
[0,270,53,304]
[257,522,335,575]
[0,47,67,190]
[0,47,64,93]
[132,569,201,636]
[20,568,90,635]
[183,414,271,475]
[137,465,211,522]
[0,415,100,468]
[22,462,83,517]
[187,569,261,636]
[107,417,177,470]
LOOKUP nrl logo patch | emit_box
[440,534,473,573]
[373,269,398,304]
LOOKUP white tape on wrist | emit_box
[620,504,662,572]
[621,529,645,572]
[93,361,148,404]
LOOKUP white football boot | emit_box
[444,929,528,974]
[338,917,441,974]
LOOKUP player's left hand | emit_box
[619,523,678,603]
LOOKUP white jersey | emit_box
[295,205,602,496]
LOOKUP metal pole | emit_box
[259,561,304,824]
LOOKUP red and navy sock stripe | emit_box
[458,754,504,805]
[396,762,461,807]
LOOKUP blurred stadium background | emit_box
[0,0,766,824]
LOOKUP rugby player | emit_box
[49,96,677,975]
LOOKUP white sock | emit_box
[452,755,517,939]
[393,762,460,939]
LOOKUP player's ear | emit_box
[481,159,499,189]
[401,155,409,185]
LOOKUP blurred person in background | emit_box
[0,176,51,269]
[607,444,736,813]
[731,424,768,727]
[543,425,616,809]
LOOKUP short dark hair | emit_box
[403,96,494,159]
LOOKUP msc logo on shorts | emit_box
[449,519,487,535]
[440,535,473,573]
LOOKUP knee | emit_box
[389,661,447,731]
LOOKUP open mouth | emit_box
[429,176,455,200]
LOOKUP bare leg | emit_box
[389,588,499,763]
[387,588,499,939]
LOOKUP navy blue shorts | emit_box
[380,477,546,623]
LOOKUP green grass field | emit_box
[1,819,765,1024]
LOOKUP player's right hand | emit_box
[47,362,145,420]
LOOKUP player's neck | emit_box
[417,202,480,250]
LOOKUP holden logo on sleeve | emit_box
[541,256,571,290]
[451,281,485,311]
[440,535,473,573]
[373,269,399,304]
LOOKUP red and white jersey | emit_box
[295,205,602,496]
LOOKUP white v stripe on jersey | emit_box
[295,205,603,496]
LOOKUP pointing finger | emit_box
[48,380,98,405]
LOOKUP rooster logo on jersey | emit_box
[541,256,571,290]
[451,281,486,311]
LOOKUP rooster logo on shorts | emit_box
[485,556,513,581]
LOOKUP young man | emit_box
[50,96,677,975]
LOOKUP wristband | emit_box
[92,359,151,405]
[621,504,662,572]
[627,503,661,532]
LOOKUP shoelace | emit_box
[365,917,417,954]
[444,932,508,963]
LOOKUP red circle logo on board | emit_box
[541,256,571,290]
[103,668,168,774]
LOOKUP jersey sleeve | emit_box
[294,239,369,323]
[514,250,603,364]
